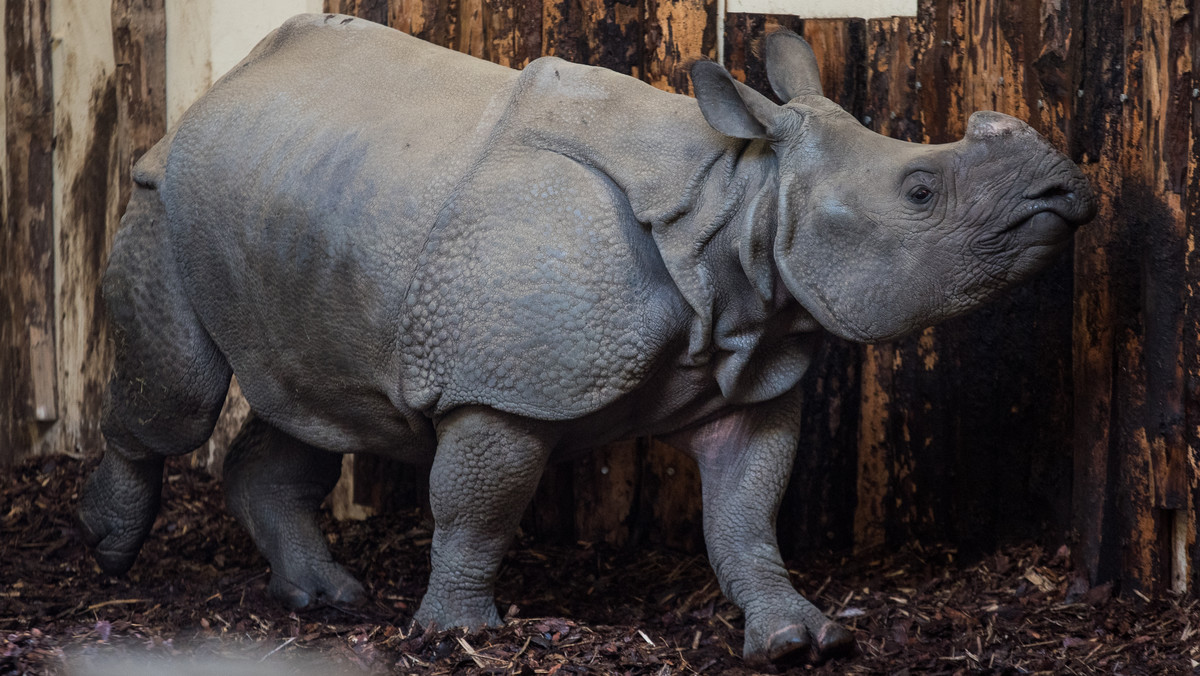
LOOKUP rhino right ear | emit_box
[690,61,784,140]
[764,29,823,101]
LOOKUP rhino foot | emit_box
[223,415,364,610]
[743,610,855,664]
[77,450,165,576]
[412,596,503,632]
[268,560,365,609]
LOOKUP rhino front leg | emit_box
[415,407,555,630]
[223,414,364,609]
[675,390,854,664]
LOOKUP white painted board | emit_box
[726,0,916,19]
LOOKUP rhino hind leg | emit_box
[78,183,232,575]
[414,407,554,631]
[223,414,364,609]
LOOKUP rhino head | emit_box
[690,30,1096,342]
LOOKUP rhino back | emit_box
[157,15,518,451]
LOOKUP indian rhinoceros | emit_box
[78,13,1096,664]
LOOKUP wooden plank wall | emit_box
[1,0,165,463]
[2,0,1196,596]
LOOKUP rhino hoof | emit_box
[764,624,810,663]
[815,621,855,658]
[77,508,140,576]
[748,619,856,665]
[268,568,365,609]
[92,548,140,576]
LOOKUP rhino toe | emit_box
[763,623,810,663]
[267,561,365,609]
[743,602,857,666]
[77,477,157,575]
[814,621,855,658]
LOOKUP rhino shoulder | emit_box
[398,147,690,421]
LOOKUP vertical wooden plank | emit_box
[937,0,1079,555]
[1069,0,1193,594]
[856,15,928,550]
[573,440,638,545]
[325,0,388,24]
[1185,0,1200,596]
[477,1,541,68]
[1114,0,1156,593]
[0,0,6,262]
[1071,0,1125,591]
[854,341,892,549]
[1,0,55,461]
[1115,0,1190,593]
[51,0,120,458]
[719,15,867,554]
[643,0,712,93]
[638,0,713,553]
[112,0,167,215]
[1134,0,1190,595]
[543,0,645,75]
[390,0,457,48]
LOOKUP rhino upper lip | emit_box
[1000,192,1091,236]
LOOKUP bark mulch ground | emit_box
[2,455,1198,675]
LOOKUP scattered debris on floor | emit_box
[2,456,1197,674]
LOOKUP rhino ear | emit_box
[764,29,823,101]
[690,60,784,140]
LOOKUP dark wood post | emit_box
[1,0,56,462]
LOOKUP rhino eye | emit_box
[908,186,934,204]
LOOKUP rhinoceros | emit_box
[78,13,1096,663]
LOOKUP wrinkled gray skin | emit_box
[78,14,1096,664]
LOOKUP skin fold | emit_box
[77,14,1096,664]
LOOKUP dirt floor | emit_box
[2,456,1198,675]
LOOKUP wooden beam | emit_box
[112,0,167,214]
[1,0,56,461]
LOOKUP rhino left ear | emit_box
[690,60,785,140]
[764,29,823,101]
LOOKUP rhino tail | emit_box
[131,126,178,189]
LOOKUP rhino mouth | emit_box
[1008,208,1074,247]
[995,182,1095,248]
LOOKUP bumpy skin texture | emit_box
[78,15,1097,664]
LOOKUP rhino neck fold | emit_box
[508,59,784,365]
[528,118,782,365]
[646,140,781,364]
